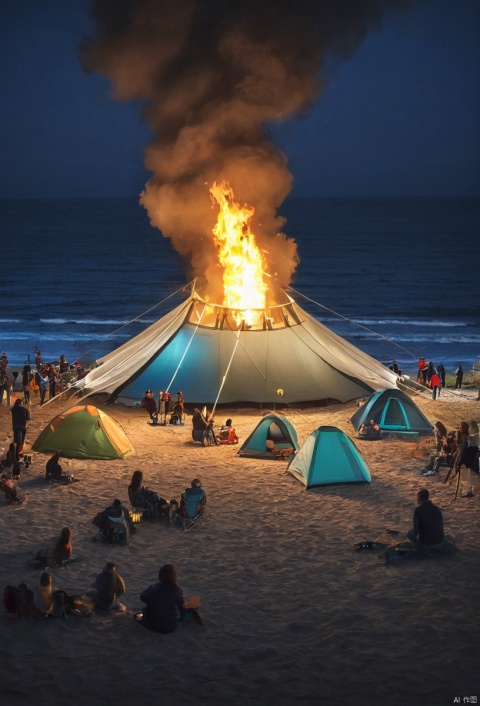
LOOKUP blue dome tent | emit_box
[287,426,371,488]
[350,388,433,437]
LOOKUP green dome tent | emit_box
[287,425,371,488]
[32,404,135,459]
[350,388,434,437]
[237,413,299,459]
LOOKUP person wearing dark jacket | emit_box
[135,564,186,633]
[10,399,30,461]
[141,390,158,424]
[407,489,455,555]
[94,561,126,612]
[407,489,444,545]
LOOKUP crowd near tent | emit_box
[73,288,398,406]
[350,388,434,436]
[287,426,371,488]
[237,414,299,459]
[32,404,135,459]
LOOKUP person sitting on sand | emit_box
[406,488,455,555]
[31,527,74,569]
[53,526,73,566]
[134,563,201,633]
[33,571,68,618]
[218,418,239,444]
[141,389,159,425]
[0,472,22,503]
[45,452,64,482]
[94,561,127,613]
[129,470,168,518]
[359,419,381,440]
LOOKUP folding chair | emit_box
[128,484,156,520]
[107,514,130,544]
[171,489,206,531]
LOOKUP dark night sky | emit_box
[1,0,479,199]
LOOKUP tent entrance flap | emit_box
[380,398,409,430]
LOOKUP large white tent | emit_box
[73,288,398,406]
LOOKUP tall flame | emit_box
[210,182,267,326]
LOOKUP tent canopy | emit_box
[32,404,135,459]
[73,289,398,406]
[288,425,371,488]
[350,388,434,436]
[237,414,299,459]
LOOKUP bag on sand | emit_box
[3,582,43,619]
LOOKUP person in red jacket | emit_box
[417,357,428,384]
[430,370,442,400]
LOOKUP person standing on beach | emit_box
[21,364,32,405]
[417,357,428,384]
[0,365,11,407]
[430,370,442,400]
[10,398,30,461]
[437,363,446,388]
[34,348,43,371]
[141,389,158,424]
[455,365,464,389]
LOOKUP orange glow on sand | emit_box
[210,181,267,326]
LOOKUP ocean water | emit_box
[0,197,479,377]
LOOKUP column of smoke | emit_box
[81,0,412,303]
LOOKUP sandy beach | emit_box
[1,387,479,706]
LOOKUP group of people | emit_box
[425,419,480,478]
[128,471,207,526]
[191,409,238,446]
[0,349,87,409]
[26,475,206,631]
[416,357,465,396]
[140,390,183,426]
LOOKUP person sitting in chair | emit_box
[129,470,168,519]
[180,478,206,515]
[141,390,158,425]
[94,561,127,613]
[192,408,208,445]
[407,488,455,555]
[93,499,136,544]
[171,478,207,523]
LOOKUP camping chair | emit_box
[171,490,206,532]
[128,485,157,520]
[107,514,130,544]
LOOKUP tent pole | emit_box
[211,330,241,418]
[165,304,207,394]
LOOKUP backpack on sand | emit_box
[3,582,42,619]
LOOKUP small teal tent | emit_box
[238,414,299,459]
[287,426,371,488]
[350,388,433,436]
